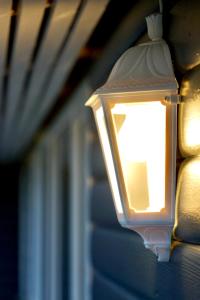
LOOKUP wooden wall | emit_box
[89,128,200,300]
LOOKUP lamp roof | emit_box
[95,14,178,95]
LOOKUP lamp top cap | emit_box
[146,13,163,41]
[90,13,178,97]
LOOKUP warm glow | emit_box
[185,118,200,148]
[188,159,200,177]
[110,101,166,213]
[95,107,123,213]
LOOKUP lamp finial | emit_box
[146,13,163,41]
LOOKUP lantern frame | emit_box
[89,91,177,224]
[86,13,179,261]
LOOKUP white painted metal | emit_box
[1,0,45,156]
[94,14,177,95]
[86,13,178,262]
[132,225,173,262]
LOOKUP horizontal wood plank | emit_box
[91,226,200,300]
[90,181,121,228]
[93,270,144,300]
[91,137,107,180]
[157,242,200,300]
[91,226,157,299]
[174,155,200,244]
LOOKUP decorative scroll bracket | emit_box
[132,225,173,262]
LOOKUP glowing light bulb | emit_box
[111,101,166,213]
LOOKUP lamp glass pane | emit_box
[109,101,166,213]
[95,106,123,214]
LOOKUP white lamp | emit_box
[86,13,179,261]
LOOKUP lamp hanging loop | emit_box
[146,13,163,41]
[146,0,163,41]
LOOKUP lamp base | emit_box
[131,225,173,262]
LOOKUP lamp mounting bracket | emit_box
[164,95,181,105]
[132,225,173,262]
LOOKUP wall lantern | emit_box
[86,13,179,261]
